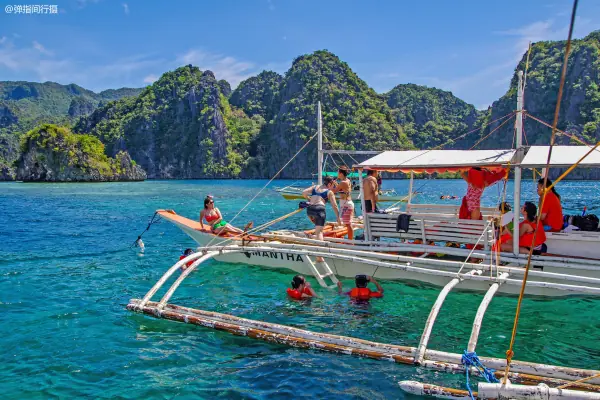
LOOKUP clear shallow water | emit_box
[1,179,600,399]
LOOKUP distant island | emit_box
[1,31,599,182]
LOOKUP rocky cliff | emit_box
[17,124,146,182]
[0,81,142,180]
[243,51,413,178]
[385,84,482,149]
[229,71,283,119]
[479,31,600,149]
[3,32,600,180]
[75,65,262,178]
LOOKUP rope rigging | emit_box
[502,0,579,383]
[462,350,499,400]
[203,130,320,249]
[130,211,162,249]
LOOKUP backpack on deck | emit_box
[567,214,600,231]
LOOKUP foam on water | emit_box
[1,179,599,399]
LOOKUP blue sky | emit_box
[0,0,598,109]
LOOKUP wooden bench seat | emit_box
[406,203,498,219]
[367,212,494,249]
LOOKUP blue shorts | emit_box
[543,225,552,232]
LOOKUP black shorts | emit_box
[525,243,548,256]
[307,204,326,227]
[365,200,374,213]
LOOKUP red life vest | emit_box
[520,220,546,248]
[465,168,506,189]
[287,287,312,300]
[179,255,193,267]
[349,287,382,300]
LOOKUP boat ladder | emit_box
[305,256,339,288]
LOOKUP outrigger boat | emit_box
[152,78,600,297]
[129,58,600,397]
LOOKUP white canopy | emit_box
[354,149,516,172]
[520,145,600,168]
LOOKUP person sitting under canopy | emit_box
[499,201,547,255]
[537,178,563,232]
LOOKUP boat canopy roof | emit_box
[520,145,600,168]
[354,149,516,173]
[322,171,366,178]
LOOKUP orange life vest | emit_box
[520,220,546,248]
[287,287,312,300]
[349,287,382,300]
[179,255,193,267]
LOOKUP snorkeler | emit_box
[337,275,383,301]
[287,275,316,299]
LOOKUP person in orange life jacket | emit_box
[179,248,194,270]
[537,178,563,232]
[499,201,547,255]
[287,275,317,300]
[337,275,384,300]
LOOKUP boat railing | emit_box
[366,211,496,251]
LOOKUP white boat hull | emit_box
[170,220,600,297]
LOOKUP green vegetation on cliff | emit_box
[244,51,413,178]
[17,124,146,181]
[481,30,600,148]
[76,65,262,178]
[4,31,600,180]
[0,81,142,179]
[385,84,481,149]
[230,71,283,119]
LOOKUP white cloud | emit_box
[143,74,158,84]
[0,37,163,90]
[0,36,283,91]
[122,3,129,15]
[32,41,52,56]
[496,17,600,61]
[176,49,256,87]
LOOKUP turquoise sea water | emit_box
[2,179,600,399]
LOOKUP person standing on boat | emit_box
[287,275,316,299]
[537,178,563,232]
[302,176,341,240]
[459,167,507,220]
[333,166,354,240]
[337,275,383,301]
[200,196,245,235]
[363,170,379,213]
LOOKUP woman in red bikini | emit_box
[200,196,245,235]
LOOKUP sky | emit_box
[0,0,599,109]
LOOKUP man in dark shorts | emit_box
[363,170,379,212]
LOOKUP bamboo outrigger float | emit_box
[128,248,600,398]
